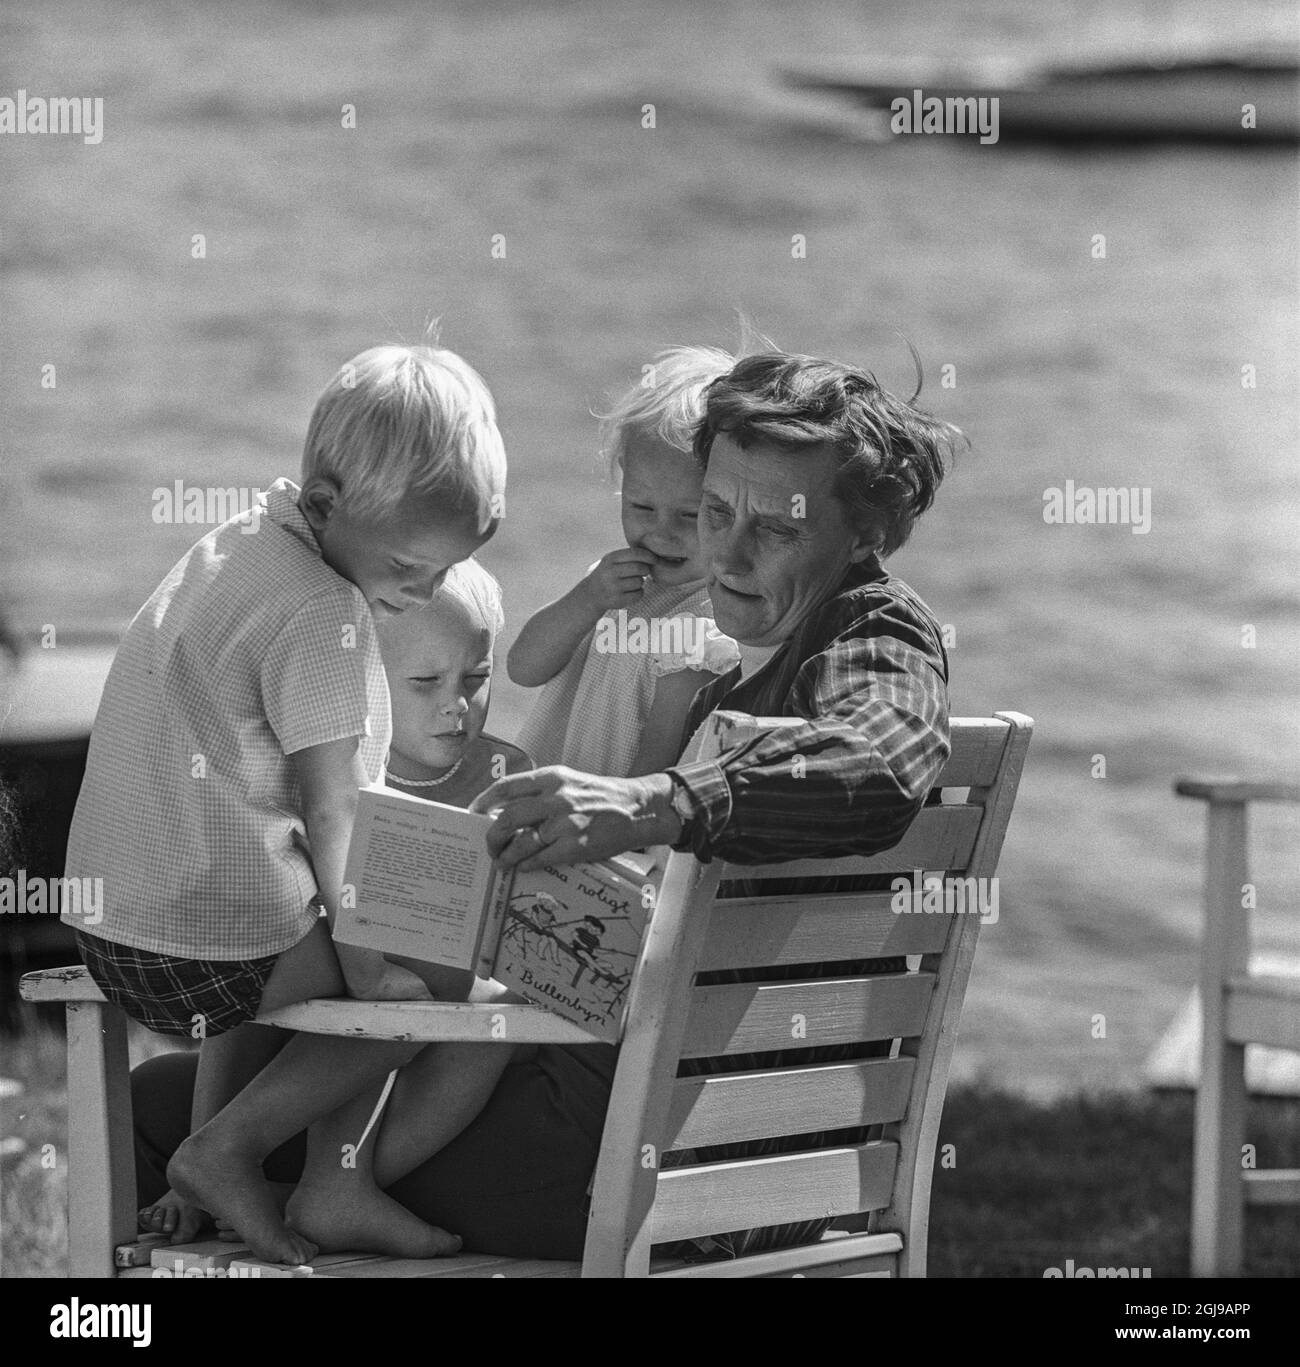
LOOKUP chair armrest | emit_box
[253,999,600,1044]
[19,969,602,1044]
[1174,778,1300,806]
[20,966,106,1003]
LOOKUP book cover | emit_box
[492,856,648,1042]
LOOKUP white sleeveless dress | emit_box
[516,578,739,777]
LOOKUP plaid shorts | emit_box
[75,930,280,1038]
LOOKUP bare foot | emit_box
[286,1175,462,1258]
[215,1182,293,1241]
[169,1134,317,1266]
[138,1188,208,1243]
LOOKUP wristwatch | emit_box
[668,774,699,841]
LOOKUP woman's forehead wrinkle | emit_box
[706,453,831,522]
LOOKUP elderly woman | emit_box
[130,351,959,1261]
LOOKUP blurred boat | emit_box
[785,52,1300,145]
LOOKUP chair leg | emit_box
[66,1002,137,1277]
[1190,801,1248,1277]
[1192,1032,1247,1277]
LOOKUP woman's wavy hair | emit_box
[692,350,964,556]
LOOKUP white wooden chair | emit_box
[21,710,1032,1279]
[1176,777,1300,1278]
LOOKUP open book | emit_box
[334,788,650,1041]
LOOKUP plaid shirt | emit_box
[64,479,390,960]
[655,557,950,1262]
[666,556,950,864]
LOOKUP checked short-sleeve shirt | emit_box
[64,478,390,960]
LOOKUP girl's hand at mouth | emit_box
[579,548,655,613]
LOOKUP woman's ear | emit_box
[847,518,886,563]
[298,475,343,530]
[848,540,878,564]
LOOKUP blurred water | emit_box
[2,0,1297,1090]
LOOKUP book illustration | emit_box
[499,889,638,1019]
[491,860,647,1038]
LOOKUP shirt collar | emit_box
[260,477,323,556]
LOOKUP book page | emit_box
[335,788,495,970]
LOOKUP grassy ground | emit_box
[3,1023,1297,1277]
[929,1086,1300,1277]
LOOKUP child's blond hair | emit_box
[302,345,506,531]
[438,557,505,642]
[597,345,736,478]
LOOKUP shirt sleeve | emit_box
[260,589,379,755]
[648,617,742,679]
[665,592,950,864]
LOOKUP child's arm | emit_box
[507,548,655,686]
[291,736,428,1000]
[626,668,713,777]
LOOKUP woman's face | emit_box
[378,594,494,774]
[699,434,876,646]
[619,435,707,588]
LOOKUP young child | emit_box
[64,343,505,1265]
[264,558,536,1257]
[510,347,741,777]
[378,558,531,804]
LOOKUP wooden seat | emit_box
[21,710,1032,1278]
[1175,777,1300,1277]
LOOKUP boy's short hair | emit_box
[597,345,737,477]
[302,345,506,531]
[694,352,962,556]
[438,557,505,642]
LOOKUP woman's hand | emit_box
[470,766,681,871]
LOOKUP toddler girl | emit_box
[510,347,740,777]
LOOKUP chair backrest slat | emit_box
[650,1143,899,1244]
[680,972,934,1058]
[582,711,1034,1278]
[719,802,982,881]
[699,889,952,970]
[665,1056,916,1151]
[935,718,1019,788]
